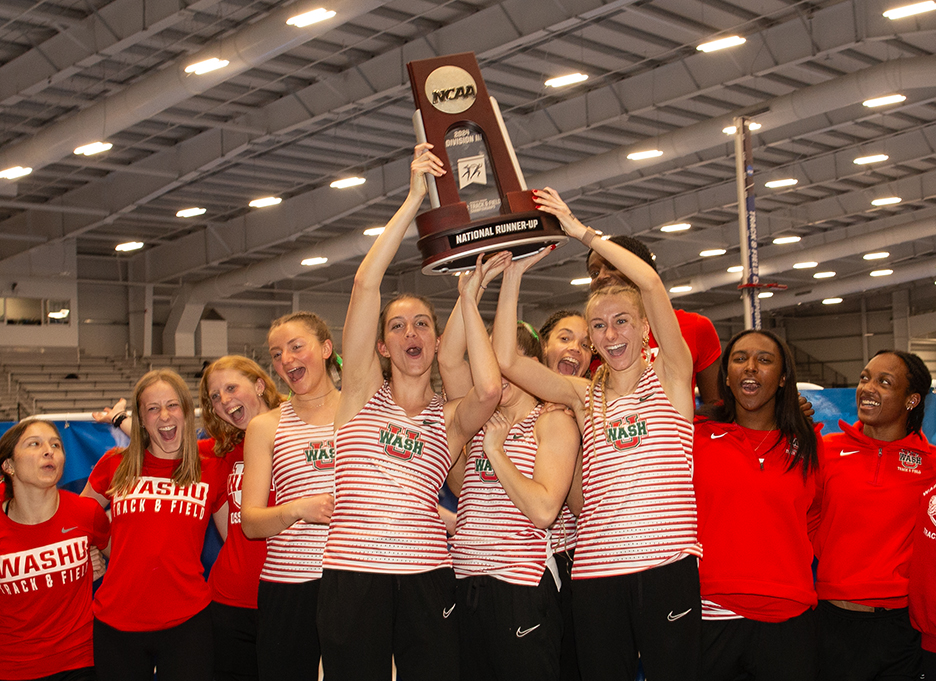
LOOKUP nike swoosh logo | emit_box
[710,433,726,439]
[423,420,438,426]
[61,527,77,534]
[638,393,653,402]
[442,604,455,619]
[516,624,541,637]
[839,450,859,456]
[667,608,692,622]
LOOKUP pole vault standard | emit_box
[733,116,761,331]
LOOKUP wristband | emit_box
[581,227,598,248]
[111,411,128,429]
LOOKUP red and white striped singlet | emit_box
[451,404,550,586]
[260,401,334,583]
[324,382,452,574]
[573,367,701,580]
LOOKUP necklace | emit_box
[751,426,778,454]
[298,387,336,408]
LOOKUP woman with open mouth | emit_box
[241,312,341,681]
[82,369,227,681]
[316,143,502,680]
[693,329,820,680]
[198,356,284,681]
[0,418,110,681]
[812,350,935,681]
[493,186,701,681]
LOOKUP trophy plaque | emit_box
[407,52,567,274]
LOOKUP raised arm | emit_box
[534,187,693,417]
[335,144,446,429]
[493,251,586,412]
[438,251,511,400]
[444,258,504,455]
[241,408,333,539]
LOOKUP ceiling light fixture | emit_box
[854,154,889,165]
[248,197,282,208]
[286,8,336,27]
[330,177,366,189]
[772,235,801,245]
[765,178,798,188]
[0,166,32,180]
[822,297,844,305]
[722,122,762,135]
[863,94,906,107]
[758,292,773,299]
[364,227,385,236]
[301,256,328,267]
[74,142,113,156]
[176,207,206,218]
[545,73,588,88]
[872,197,901,206]
[660,223,691,233]
[700,249,727,257]
[883,1,936,19]
[697,35,746,52]
[571,277,592,286]
[870,269,894,277]
[627,150,663,160]
[669,285,692,293]
[115,241,144,252]
[793,261,818,269]
[184,58,229,75]
[47,310,70,319]
[813,271,836,279]
[727,265,744,273]
[863,251,890,260]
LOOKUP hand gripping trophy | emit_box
[407,52,567,274]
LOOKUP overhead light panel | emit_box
[0,166,32,180]
[660,223,691,233]
[722,122,762,135]
[793,261,818,269]
[765,178,798,188]
[700,249,726,257]
[772,235,801,245]
[115,241,144,252]
[545,73,588,88]
[571,277,592,286]
[330,177,366,189]
[176,207,206,218]
[871,197,901,206]
[184,58,229,75]
[863,251,890,260]
[287,8,336,27]
[758,292,774,299]
[364,227,385,236]
[627,150,663,160]
[883,1,936,19]
[863,94,906,107]
[47,310,70,320]
[822,298,844,305]
[870,269,894,277]
[697,36,746,52]
[814,271,836,279]
[727,265,744,273]
[669,285,692,293]
[854,154,889,165]
[249,197,282,208]
[301,257,328,267]
[74,142,113,156]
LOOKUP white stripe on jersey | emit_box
[324,382,452,574]
[451,404,550,586]
[260,401,334,584]
[702,598,743,620]
[573,367,701,580]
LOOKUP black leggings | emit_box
[93,608,212,681]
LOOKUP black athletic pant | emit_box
[3,668,95,681]
[93,607,212,681]
[556,550,582,681]
[572,555,701,681]
[210,601,260,681]
[701,607,818,681]
[256,580,320,681]
[817,601,922,681]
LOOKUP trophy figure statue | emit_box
[407,52,567,274]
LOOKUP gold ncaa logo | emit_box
[425,66,477,115]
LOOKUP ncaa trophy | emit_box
[407,52,567,274]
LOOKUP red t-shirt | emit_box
[910,481,936,652]
[201,439,267,609]
[588,309,721,392]
[89,448,226,631]
[0,491,110,679]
